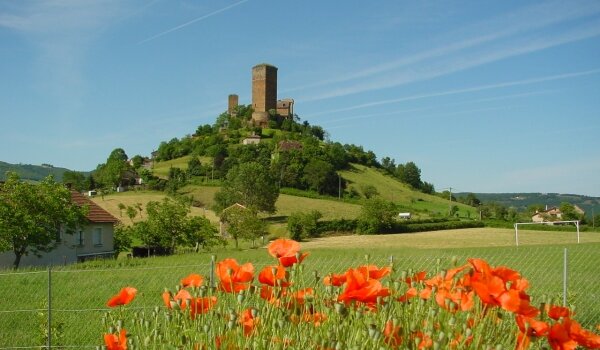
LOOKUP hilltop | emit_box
[458,192,600,218]
[0,161,85,182]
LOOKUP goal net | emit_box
[513,220,580,246]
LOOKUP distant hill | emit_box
[0,161,84,182]
[457,192,600,218]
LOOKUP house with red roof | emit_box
[0,191,119,267]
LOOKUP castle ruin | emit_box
[227,63,294,127]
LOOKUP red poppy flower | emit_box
[258,265,290,287]
[287,288,314,306]
[548,305,572,320]
[181,273,204,288]
[239,308,259,336]
[216,258,254,293]
[323,273,346,286]
[189,296,217,319]
[104,329,127,350]
[548,321,578,350]
[267,238,309,267]
[107,287,137,307]
[516,315,549,337]
[398,287,418,302]
[357,265,391,280]
[404,271,427,285]
[338,268,390,308]
[384,320,402,348]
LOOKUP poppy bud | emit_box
[144,336,151,347]
[251,308,259,318]
[495,345,502,350]
[368,324,377,338]
[414,337,422,347]
[227,320,235,329]
[237,292,245,304]
[438,332,446,342]
[465,328,472,337]
[448,317,456,326]
[278,318,285,328]
[203,324,210,333]
[451,256,458,266]
[400,271,407,280]
[433,341,440,350]
[334,303,347,316]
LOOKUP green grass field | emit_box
[1,228,599,348]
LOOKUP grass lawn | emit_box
[1,228,599,348]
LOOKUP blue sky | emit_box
[1,0,599,196]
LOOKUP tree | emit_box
[356,198,397,234]
[112,224,133,258]
[95,148,131,189]
[287,210,322,241]
[62,170,86,192]
[187,157,203,176]
[399,161,422,189]
[360,184,379,199]
[135,197,222,253]
[302,159,338,195]
[0,173,87,268]
[559,202,582,221]
[221,206,266,248]
[214,162,279,213]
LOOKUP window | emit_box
[74,230,84,246]
[93,228,103,246]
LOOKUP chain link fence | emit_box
[0,243,598,349]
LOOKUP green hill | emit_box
[0,161,84,182]
[458,192,600,218]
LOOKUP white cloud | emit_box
[306,68,600,117]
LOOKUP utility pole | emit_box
[338,174,341,200]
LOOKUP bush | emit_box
[287,210,322,241]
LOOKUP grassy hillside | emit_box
[460,192,600,218]
[90,190,219,225]
[340,164,477,218]
[0,161,84,182]
[94,161,477,231]
[151,155,213,178]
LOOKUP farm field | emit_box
[1,228,599,348]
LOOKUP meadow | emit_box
[1,228,599,348]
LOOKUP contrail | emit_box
[307,68,600,116]
[138,0,250,44]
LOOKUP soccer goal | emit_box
[513,221,580,246]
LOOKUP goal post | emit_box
[513,221,580,246]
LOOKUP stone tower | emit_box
[251,63,277,126]
[228,94,238,116]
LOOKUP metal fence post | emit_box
[563,248,568,307]
[48,266,52,349]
